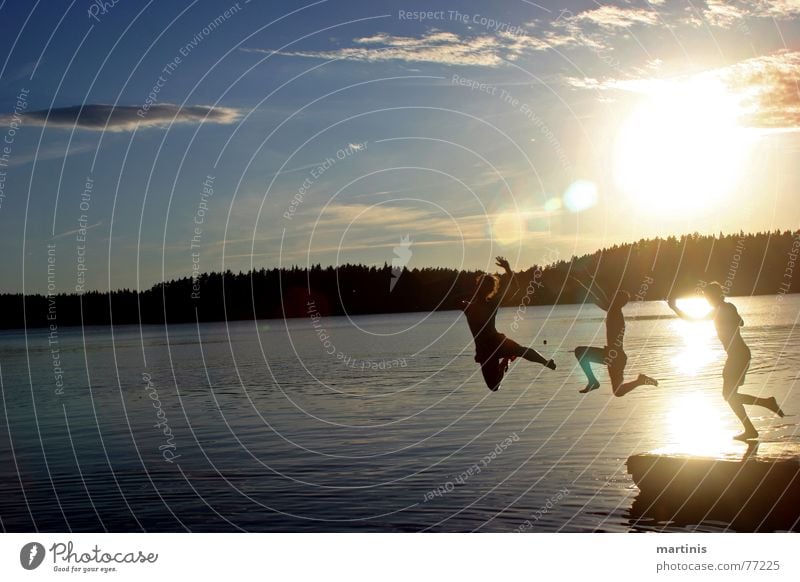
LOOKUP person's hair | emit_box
[476,274,500,300]
[704,281,725,299]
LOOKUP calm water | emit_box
[1,296,798,532]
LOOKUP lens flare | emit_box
[563,180,598,213]
[492,211,526,246]
[544,196,562,213]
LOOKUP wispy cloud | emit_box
[241,4,672,69]
[52,221,103,239]
[317,203,457,232]
[314,203,552,240]
[572,5,660,29]
[538,4,663,52]
[565,50,800,129]
[701,0,748,27]
[721,51,800,129]
[0,104,241,132]
[242,31,512,67]
[700,0,800,27]
[0,142,95,169]
[242,25,627,68]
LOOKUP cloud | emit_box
[572,5,660,29]
[0,104,241,132]
[244,24,635,68]
[564,50,800,129]
[701,0,748,27]
[0,142,95,169]
[700,0,800,27]
[242,4,673,69]
[721,51,800,129]
[317,203,450,231]
[242,31,511,67]
[540,4,663,52]
[52,221,103,239]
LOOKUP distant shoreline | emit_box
[2,230,798,330]
[1,295,795,335]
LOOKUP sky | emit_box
[0,0,798,294]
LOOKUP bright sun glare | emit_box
[665,392,732,456]
[675,296,712,318]
[671,296,715,376]
[614,78,755,215]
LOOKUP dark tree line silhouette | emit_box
[2,230,798,330]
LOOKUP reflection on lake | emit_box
[1,296,798,531]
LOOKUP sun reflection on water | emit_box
[663,392,734,456]
[670,317,717,376]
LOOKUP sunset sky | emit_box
[0,0,798,294]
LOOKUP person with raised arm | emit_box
[463,256,556,392]
[667,282,784,441]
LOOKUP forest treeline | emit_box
[2,230,798,329]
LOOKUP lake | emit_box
[1,295,798,532]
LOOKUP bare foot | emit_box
[638,374,658,387]
[545,359,556,371]
[767,396,785,418]
[579,381,600,394]
[733,429,758,442]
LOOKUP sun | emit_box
[613,77,755,216]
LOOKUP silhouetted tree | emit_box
[2,230,798,329]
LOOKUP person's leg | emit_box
[608,355,629,397]
[612,353,658,397]
[574,346,604,392]
[724,381,758,440]
[736,392,785,416]
[613,374,658,397]
[480,360,505,392]
[727,352,784,415]
[731,360,784,417]
[505,339,556,370]
[722,357,758,439]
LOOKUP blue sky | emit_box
[0,0,799,294]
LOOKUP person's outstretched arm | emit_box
[573,276,610,311]
[495,256,518,299]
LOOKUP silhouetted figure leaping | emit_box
[668,282,784,441]
[463,257,555,392]
[573,278,658,396]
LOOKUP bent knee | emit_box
[722,378,737,398]
[574,346,588,359]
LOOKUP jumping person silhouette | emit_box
[573,277,658,396]
[667,282,784,441]
[463,256,556,392]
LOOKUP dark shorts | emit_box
[474,334,522,364]
[723,347,751,387]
